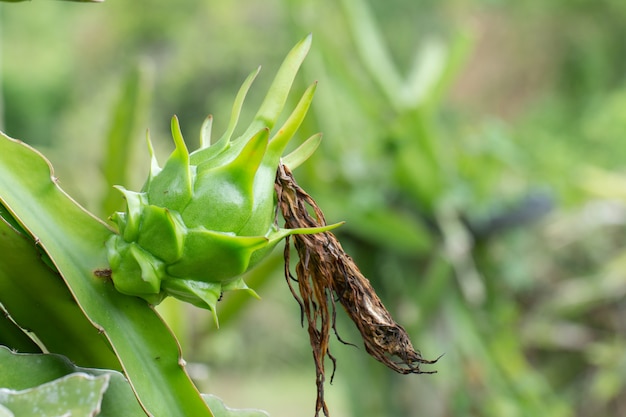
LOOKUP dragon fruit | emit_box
[105,35,337,321]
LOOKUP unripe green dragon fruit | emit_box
[106,35,337,321]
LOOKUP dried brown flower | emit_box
[275,163,439,416]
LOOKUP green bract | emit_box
[106,36,337,321]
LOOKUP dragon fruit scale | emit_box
[105,35,338,320]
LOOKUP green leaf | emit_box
[420,31,472,115]
[0,134,213,417]
[0,347,145,417]
[401,38,448,109]
[0,206,119,368]
[0,405,12,417]
[0,305,40,354]
[0,373,109,417]
[203,394,269,417]
[340,0,403,109]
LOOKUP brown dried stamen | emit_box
[275,163,439,416]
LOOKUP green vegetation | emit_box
[1,0,626,416]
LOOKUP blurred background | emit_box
[2,0,626,416]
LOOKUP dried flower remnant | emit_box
[275,162,439,416]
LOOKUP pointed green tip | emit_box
[302,33,313,50]
[170,116,189,157]
[210,308,220,328]
[199,115,213,149]
[145,130,162,180]
[267,222,345,247]
[282,133,322,170]
[145,129,154,156]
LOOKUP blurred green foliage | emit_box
[2,0,626,416]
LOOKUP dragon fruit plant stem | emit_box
[106,35,338,324]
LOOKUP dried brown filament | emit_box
[275,163,439,416]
